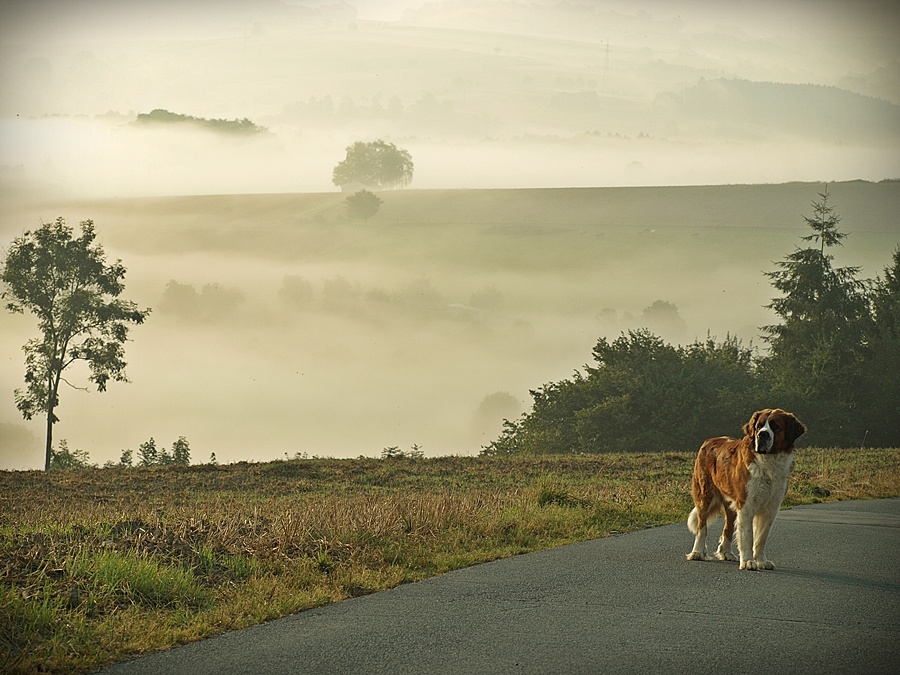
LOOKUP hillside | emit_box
[653,79,900,144]
[379,180,900,230]
[0,181,897,469]
[30,179,898,239]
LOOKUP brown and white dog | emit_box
[686,408,806,570]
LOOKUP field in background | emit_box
[1,181,898,468]
[2,448,899,674]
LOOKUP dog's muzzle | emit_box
[755,429,773,454]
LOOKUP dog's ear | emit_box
[786,414,807,443]
[743,410,766,438]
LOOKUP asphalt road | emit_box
[96,498,900,675]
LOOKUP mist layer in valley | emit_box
[1,182,897,469]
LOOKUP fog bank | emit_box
[1,182,897,469]
[2,0,898,197]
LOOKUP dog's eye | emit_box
[770,421,780,431]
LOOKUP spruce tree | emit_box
[761,187,871,444]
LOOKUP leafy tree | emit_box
[137,438,158,466]
[128,437,191,467]
[157,445,174,465]
[381,445,424,459]
[1,218,150,471]
[580,331,760,452]
[870,247,900,337]
[344,189,383,221]
[171,436,191,465]
[381,446,404,459]
[638,299,687,342]
[279,275,314,309]
[49,439,94,470]
[332,140,413,190]
[468,391,521,444]
[858,247,900,446]
[159,280,244,322]
[761,188,871,444]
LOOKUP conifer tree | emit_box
[761,188,871,443]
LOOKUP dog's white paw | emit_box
[714,551,737,562]
[739,560,758,571]
[686,551,706,561]
[757,560,775,570]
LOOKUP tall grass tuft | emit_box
[70,550,211,610]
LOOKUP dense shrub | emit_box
[482,330,763,455]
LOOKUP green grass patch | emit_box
[70,550,211,610]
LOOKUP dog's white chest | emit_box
[747,454,793,507]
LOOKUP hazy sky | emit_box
[1,1,898,470]
[1,0,897,195]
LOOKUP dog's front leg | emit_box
[752,510,778,570]
[736,508,757,570]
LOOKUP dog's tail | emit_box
[687,506,720,534]
[687,507,700,534]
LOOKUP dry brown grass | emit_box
[2,449,898,674]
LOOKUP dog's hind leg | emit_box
[714,506,737,561]
[686,504,716,561]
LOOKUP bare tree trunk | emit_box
[44,371,56,471]
[44,407,53,471]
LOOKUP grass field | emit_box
[2,448,899,674]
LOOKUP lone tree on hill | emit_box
[344,189,383,221]
[1,217,150,470]
[332,140,413,190]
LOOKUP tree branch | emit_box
[60,377,90,392]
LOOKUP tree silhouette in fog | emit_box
[345,189,383,221]
[332,140,413,190]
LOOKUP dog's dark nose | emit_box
[756,429,771,453]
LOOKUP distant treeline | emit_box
[134,108,267,135]
[656,78,900,143]
[484,192,900,454]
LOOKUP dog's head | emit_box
[742,409,806,454]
